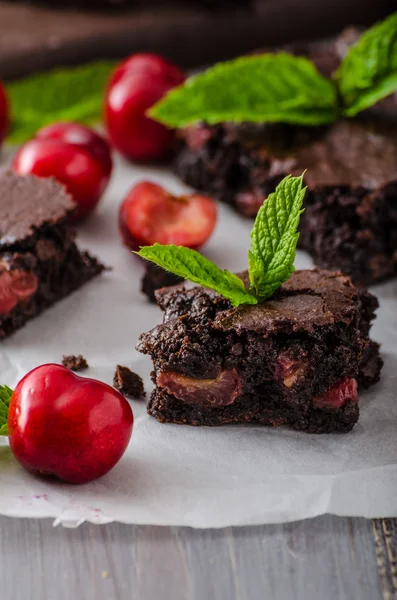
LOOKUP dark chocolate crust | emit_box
[137,269,382,433]
[0,172,104,338]
[0,171,75,247]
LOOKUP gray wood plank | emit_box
[0,515,382,600]
[373,519,397,600]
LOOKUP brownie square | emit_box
[174,29,397,285]
[137,269,382,433]
[0,171,104,338]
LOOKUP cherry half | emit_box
[105,53,186,162]
[119,181,218,251]
[12,123,113,221]
[8,364,133,484]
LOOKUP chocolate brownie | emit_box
[0,171,104,338]
[62,354,89,371]
[141,263,185,303]
[175,30,397,285]
[137,269,382,433]
[113,365,146,399]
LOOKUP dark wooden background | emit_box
[0,0,394,79]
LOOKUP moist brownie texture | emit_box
[175,31,397,285]
[113,365,146,399]
[0,171,104,338]
[137,269,382,433]
[141,263,185,303]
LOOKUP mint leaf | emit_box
[248,174,306,301]
[7,61,116,144]
[0,385,13,436]
[137,244,257,307]
[150,53,338,128]
[335,12,397,116]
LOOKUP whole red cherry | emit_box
[12,123,113,221]
[109,53,186,88]
[0,82,8,145]
[8,364,133,484]
[105,53,186,162]
[119,180,217,250]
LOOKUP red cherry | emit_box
[0,270,38,315]
[105,53,186,162]
[119,181,217,250]
[12,123,113,221]
[37,122,113,177]
[109,53,185,88]
[8,364,133,484]
[0,82,8,145]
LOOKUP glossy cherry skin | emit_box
[12,123,113,221]
[105,53,186,162]
[119,181,217,250]
[0,82,8,145]
[109,53,185,88]
[8,364,133,484]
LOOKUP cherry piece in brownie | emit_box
[137,269,382,433]
[0,171,104,338]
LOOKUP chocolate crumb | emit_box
[113,365,146,399]
[141,263,184,303]
[62,354,89,372]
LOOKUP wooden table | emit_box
[1,515,395,599]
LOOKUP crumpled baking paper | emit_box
[0,153,396,528]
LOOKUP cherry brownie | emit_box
[137,269,382,433]
[0,171,104,337]
[175,29,397,285]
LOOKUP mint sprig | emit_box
[150,12,397,128]
[335,12,397,116]
[150,53,338,128]
[137,174,306,307]
[248,175,305,301]
[7,61,116,144]
[138,244,257,307]
[0,385,13,437]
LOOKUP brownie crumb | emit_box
[113,365,146,399]
[141,263,184,303]
[62,354,89,372]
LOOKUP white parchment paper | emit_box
[0,152,396,528]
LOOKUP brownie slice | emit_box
[0,171,104,338]
[137,269,382,433]
[175,29,397,285]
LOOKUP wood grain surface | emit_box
[0,0,394,79]
[374,519,397,600]
[0,515,388,600]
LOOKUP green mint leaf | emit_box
[248,174,306,301]
[0,385,13,436]
[137,244,257,307]
[335,12,397,116]
[7,61,116,144]
[150,52,338,128]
